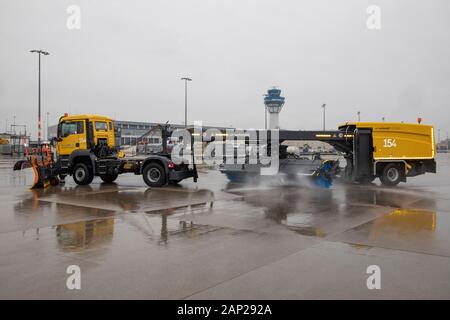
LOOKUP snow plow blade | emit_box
[12,146,60,189]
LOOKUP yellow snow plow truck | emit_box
[13,114,197,188]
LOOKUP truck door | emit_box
[353,128,374,182]
[57,120,87,155]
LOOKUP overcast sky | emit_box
[1,0,449,139]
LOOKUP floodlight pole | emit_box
[30,49,50,145]
[181,77,192,128]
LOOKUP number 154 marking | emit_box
[383,138,397,148]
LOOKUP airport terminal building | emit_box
[48,119,230,147]
[114,120,185,146]
[48,120,185,146]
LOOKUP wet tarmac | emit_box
[1,155,450,299]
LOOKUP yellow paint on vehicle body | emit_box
[57,114,116,156]
[341,122,435,160]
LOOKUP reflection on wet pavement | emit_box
[54,215,224,251]
[330,207,450,257]
[373,209,436,232]
[57,218,114,251]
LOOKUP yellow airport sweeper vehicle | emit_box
[14,113,436,188]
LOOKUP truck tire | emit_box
[143,163,166,187]
[73,163,94,185]
[100,173,118,183]
[380,163,403,186]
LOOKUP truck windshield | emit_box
[60,121,84,137]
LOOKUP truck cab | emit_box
[57,114,115,156]
[56,114,119,185]
[55,114,197,187]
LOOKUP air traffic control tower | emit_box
[264,88,285,129]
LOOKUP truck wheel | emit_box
[380,163,403,186]
[100,173,118,183]
[143,163,166,187]
[73,163,94,185]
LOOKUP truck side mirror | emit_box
[50,137,61,147]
